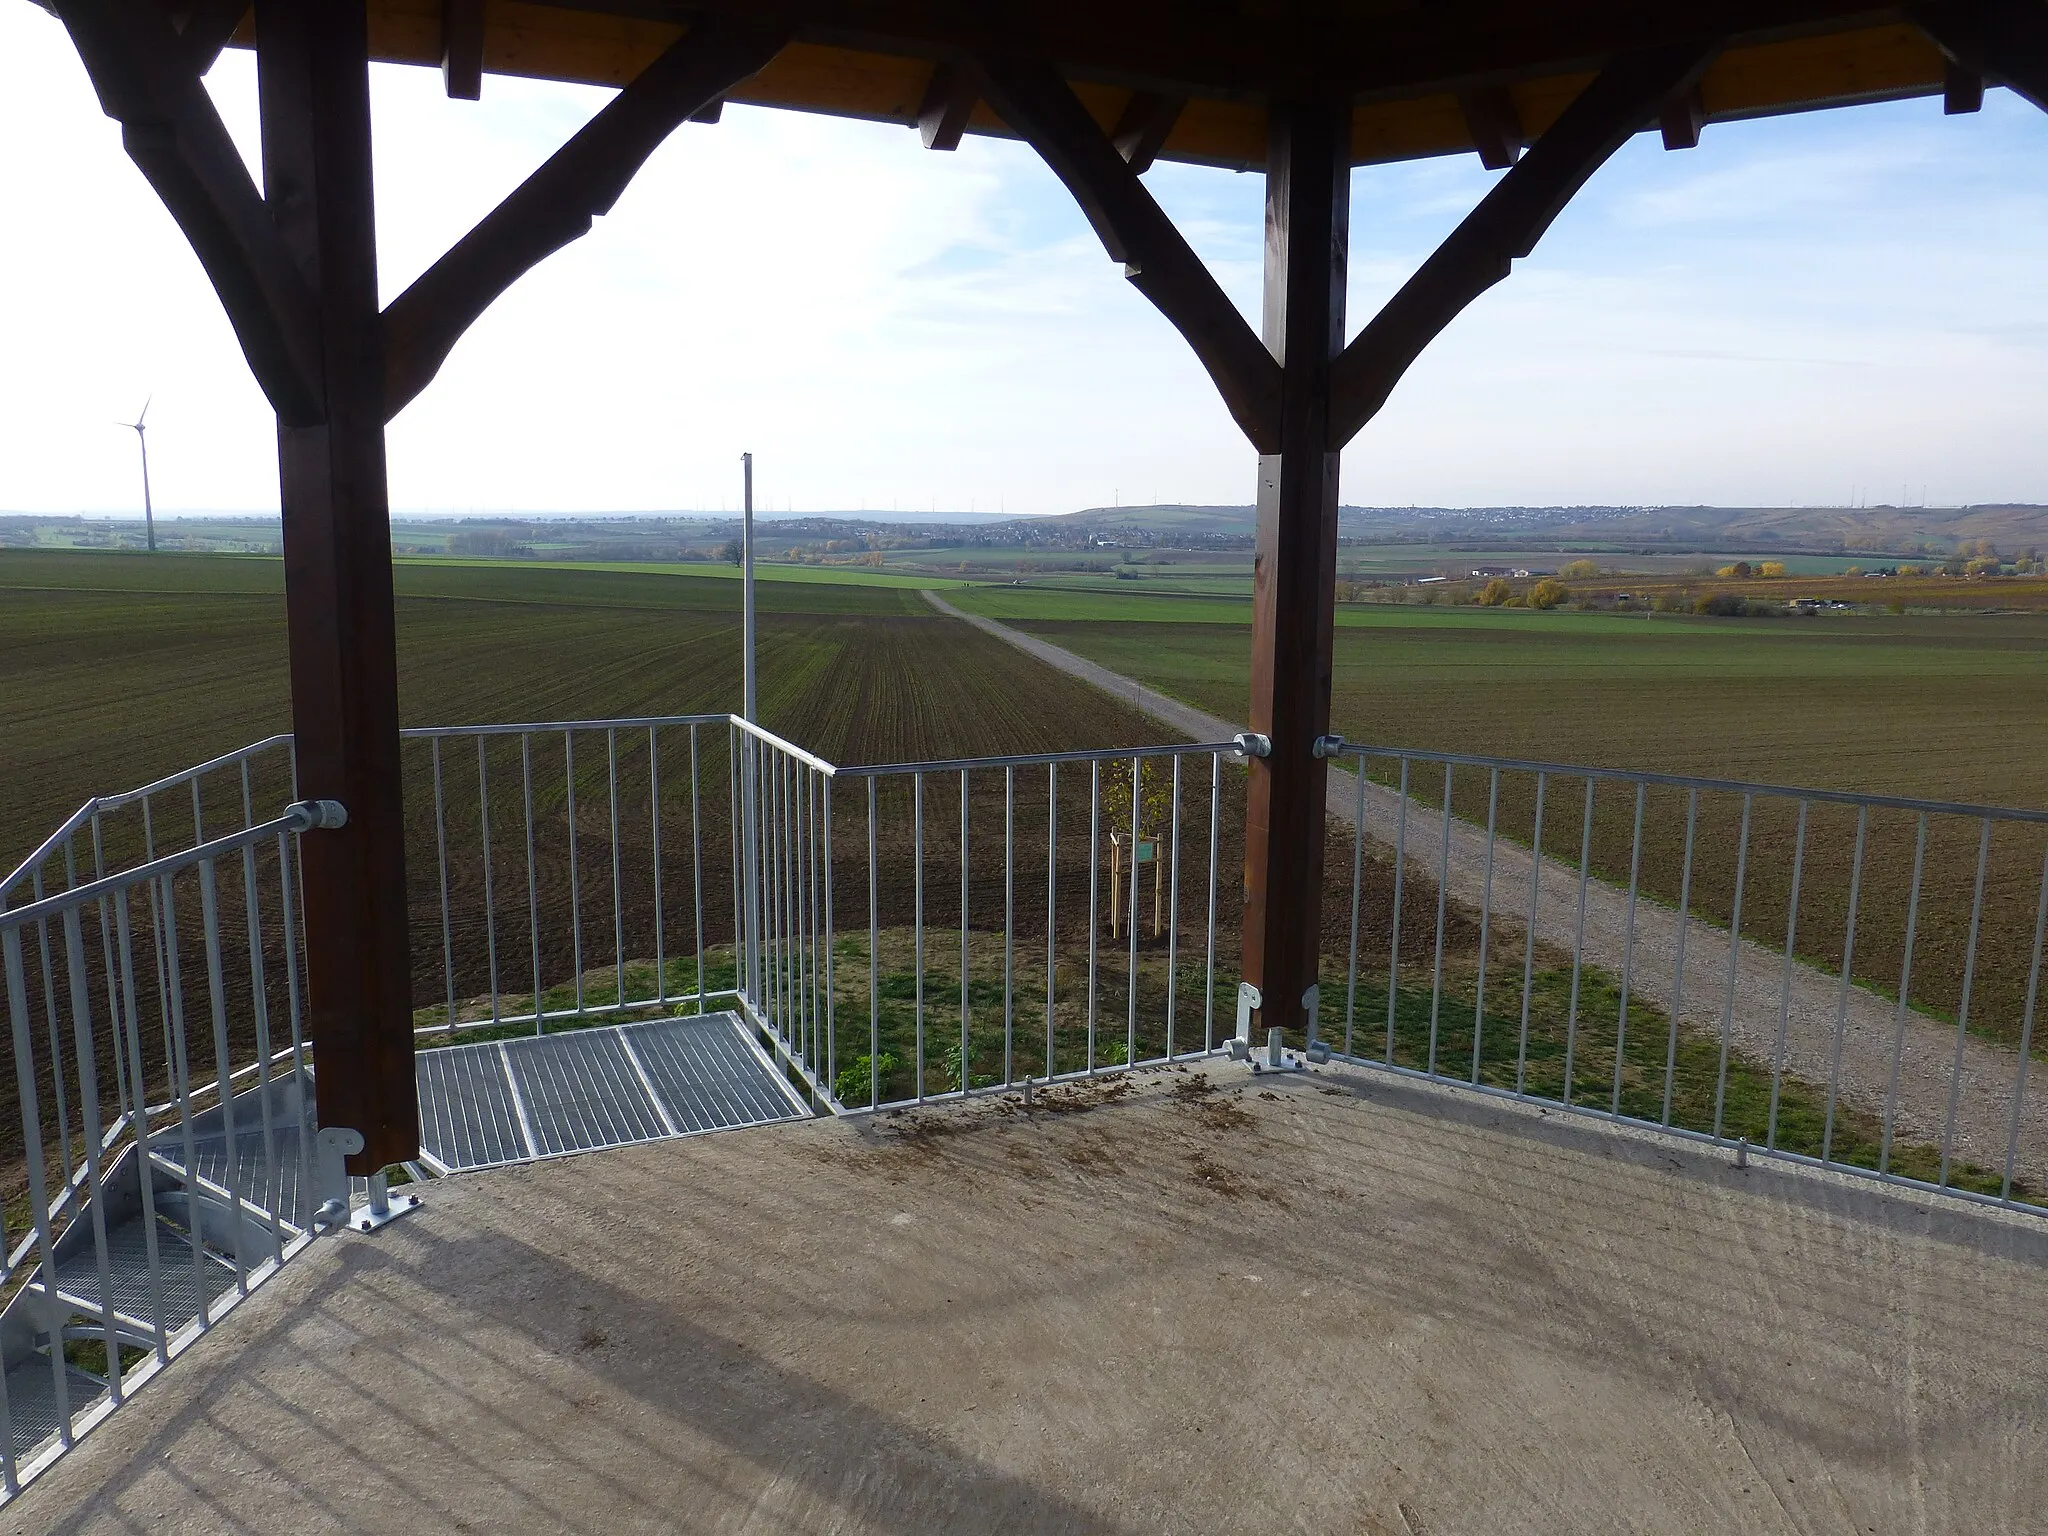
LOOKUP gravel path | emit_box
[925,591,2048,1188]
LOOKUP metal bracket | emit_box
[313,1126,361,1230]
[1303,984,1331,1064]
[352,1172,421,1233]
[289,798,349,831]
[1311,734,1347,759]
[1233,732,1271,760]
[1235,980,1261,1044]
[312,1126,421,1234]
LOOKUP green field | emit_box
[947,582,2048,1040]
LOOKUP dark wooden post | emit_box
[1242,98,1350,1042]
[256,1,418,1173]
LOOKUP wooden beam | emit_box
[1945,58,1987,110]
[171,0,250,75]
[441,0,484,101]
[1661,83,1707,146]
[383,19,788,417]
[253,0,416,1176]
[1329,41,1721,449]
[917,60,977,149]
[691,100,726,123]
[973,55,1282,450]
[681,0,1893,104]
[1241,96,1351,1047]
[52,0,321,425]
[1111,90,1184,174]
[1458,86,1525,168]
[1915,0,2048,113]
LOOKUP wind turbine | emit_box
[119,396,155,552]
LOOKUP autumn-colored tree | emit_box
[1479,578,1512,607]
[1528,578,1570,610]
[1758,560,1787,578]
[1562,558,1601,580]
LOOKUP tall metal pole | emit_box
[741,451,757,723]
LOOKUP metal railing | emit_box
[0,799,333,1496]
[8,713,2048,1503]
[1320,738,2048,1214]
[731,720,1247,1112]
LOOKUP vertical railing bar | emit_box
[1765,799,1810,1151]
[824,773,837,1097]
[1386,757,1409,1066]
[1005,765,1016,1085]
[1165,755,1182,1062]
[113,887,170,1364]
[1204,753,1219,1054]
[868,776,880,1110]
[198,859,250,1295]
[961,768,972,1096]
[1345,759,1364,1061]
[239,835,285,1267]
[1880,815,1929,1176]
[521,734,544,1033]
[431,738,455,1034]
[1472,767,1498,1086]
[89,813,132,1130]
[1940,818,1995,1185]
[1820,806,1870,1166]
[143,795,176,1082]
[2000,839,2048,1202]
[5,927,72,1444]
[690,725,707,1015]
[161,873,207,1319]
[478,738,501,1028]
[1713,795,1754,1141]
[1611,781,1647,1118]
[565,731,585,1016]
[274,826,314,1232]
[32,870,75,1201]
[653,727,670,1006]
[1048,763,1060,1079]
[1088,760,1101,1074]
[1562,777,1594,1107]
[1661,789,1699,1128]
[607,729,625,1005]
[1426,763,1453,1077]
[62,907,125,1405]
[1516,772,1545,1096]
[914,771,926,1102]
[1126,756,1140,1070]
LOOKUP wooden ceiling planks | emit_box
[216,4,1954,168]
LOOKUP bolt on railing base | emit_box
[351,1172,422,1233]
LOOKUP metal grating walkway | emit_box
[415,1012,809,1174]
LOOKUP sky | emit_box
[2,8,2046,518]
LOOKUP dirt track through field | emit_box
[926,591,2048,1189]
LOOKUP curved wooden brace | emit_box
[381,18,788,419]
[1328,41,1719,450]
[1913,0,2048,113]
[54,0,322,425]
[973,55,1284,452]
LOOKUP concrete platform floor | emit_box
[13,1062,2048,1535]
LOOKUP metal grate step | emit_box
[416,1011,808,1174]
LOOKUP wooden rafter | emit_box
[441,0,485,101]
[382,18,788,418]
[53,0,321,424]
[974,55,1282,450]
[1661,84,1707,147]
[1458,86,1525,169]
[917,60,977,149]
[681,0,1890,102]
[1328,41,1721,449]
[1111,90,1185,174]
[1914,0,2048,112]
[170,0,250,75]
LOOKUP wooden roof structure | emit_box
[229,2,2025,168]
[33,0,2048,1172]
